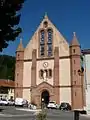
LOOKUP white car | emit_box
[47,101,57,109]
[8,99,15,106]
[0,99,8,106]
[28,103,37,109]
[15,98,28,107]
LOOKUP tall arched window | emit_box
[40,30,45,56]
[39,69,43,78]
[47,29,53,56]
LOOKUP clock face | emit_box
[43,62,48,68]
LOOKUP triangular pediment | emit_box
[37,81,53,88]
[24,14,69,59]
[36,81,53,94]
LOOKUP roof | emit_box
[81,49,90,55]
[16,38,24,52]
[0,79,15,87]
[70,32,80,46]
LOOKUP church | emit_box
[15,14,85,109]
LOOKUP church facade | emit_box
[15,15,85,109]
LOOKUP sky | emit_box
[1,0,90,56]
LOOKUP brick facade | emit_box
[15,15,85,109]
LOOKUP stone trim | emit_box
[31,82,54,108]
[31,49,37,87]
[15,50,24,98]
[53,47,60,104]
[15,85,82,88]
[69,45,81,47]
[14,85,85,89]
[70,55,81,57]
[24,56,70,62]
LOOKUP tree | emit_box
[0,0,25,52]
[0,55,15,80]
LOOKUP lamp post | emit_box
[41,98,44,109]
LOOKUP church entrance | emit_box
[41,90,49,107]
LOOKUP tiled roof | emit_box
[0,79,15,87]
[81,49,90,54]
[70,32,80,46]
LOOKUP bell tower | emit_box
[15,38,24,98]
[70,32,84,109]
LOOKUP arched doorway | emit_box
[41,90,49,106]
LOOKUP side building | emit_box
[0,79,14,100]
[82,49,90,113]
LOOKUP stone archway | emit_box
[31,82,54,108]
[41,90,49,106]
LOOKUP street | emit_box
[0,106,89,120]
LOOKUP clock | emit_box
[43,62,48,68]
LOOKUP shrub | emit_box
[36,110,47,120]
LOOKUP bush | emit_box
[36,110,47,120]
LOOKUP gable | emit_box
[24,15,69,60]
[36,81,53,95]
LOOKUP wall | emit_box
[84,54,90,113]
[23,16,71,104]
[23,62,32,87]
[23,89,31,102]
[59,58,71,104]
[60,87,71,104]
[59,58,71,86]
[37,59,54,85]
[23,61,32,101]
[85,54,90,85]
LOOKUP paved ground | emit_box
[0,106,90,120]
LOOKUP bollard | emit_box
[74,110,80,120]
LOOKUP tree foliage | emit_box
[0,0,25,51]
[0,55,15,80]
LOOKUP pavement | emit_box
[0,106,90,120]
[80,114,90,118]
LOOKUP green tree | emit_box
[0,55,15,80]
[0,0,25,51]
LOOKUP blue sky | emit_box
[1,0,90,56]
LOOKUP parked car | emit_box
[59,102,71,111]
[47,101,57,109]
[8,99,15,106]
[28,103,37,109]
[15,98,28,107]
[0,98,8,106]
[56,104,60,109]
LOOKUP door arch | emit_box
[41,90,49,105]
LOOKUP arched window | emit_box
[40,30,45,56]
[48,69,52,78]
[47,29,53,56]
[39,69,43,78]
[48,29,52,43]
[40,30,45,44]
